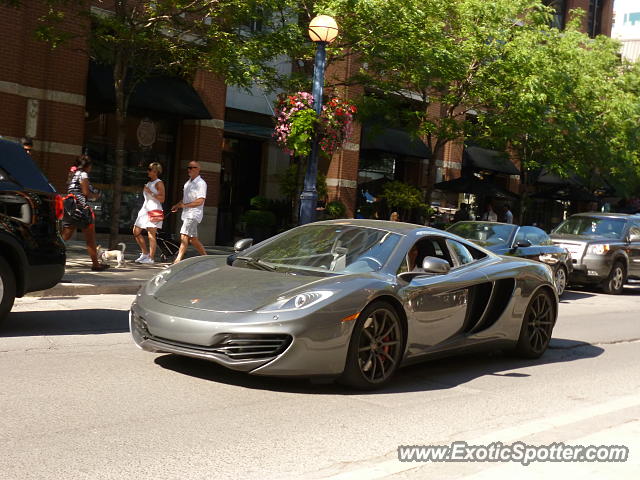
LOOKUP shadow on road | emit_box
[2,308,130,336]
[560,289,598,302]
[154,337,604,395]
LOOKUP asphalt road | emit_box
[1,284,639,480]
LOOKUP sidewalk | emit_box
[27,235,234,297]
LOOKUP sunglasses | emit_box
[187,166,199,170]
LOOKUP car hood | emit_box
[550,233,620,243]
[154,257,329,312]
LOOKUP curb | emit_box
[27,283,142,297]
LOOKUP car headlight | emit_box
[589,244,610,255]
[144,268,173,296]
[257,291,334,313]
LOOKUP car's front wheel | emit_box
[554,265,568,296]
[0,256,17,324]
[340,301,404,389]
[514,289,555,359]
[601,261,626,295]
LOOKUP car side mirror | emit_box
[422,256,451,274]
[234,238,253,253]
[515,240,532,248]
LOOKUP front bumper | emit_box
[568,255,613,284]
[129,295,354,377]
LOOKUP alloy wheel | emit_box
[611,266,624,292]
[554,267,567,296]
[525,293,554,355]
[357,308,402,383]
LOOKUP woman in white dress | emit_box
[133,162,165,264]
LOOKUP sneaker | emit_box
[139,257,155,264]
[91,264,110,272]
[135,253,149,263]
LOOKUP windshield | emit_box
[245,224,402,274]
[553,217,626,239]
[447,222,516,247]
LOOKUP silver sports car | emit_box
[130,220,558,388]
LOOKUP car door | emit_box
[627,223,640,278]
[398,236,490,355]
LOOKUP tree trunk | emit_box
[109,53,127,249]
[424,139,446,204]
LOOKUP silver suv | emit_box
[550,213,640,294]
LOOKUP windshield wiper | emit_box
[236,256,277,272]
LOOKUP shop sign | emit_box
[137,118,157,147]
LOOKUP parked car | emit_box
[131,219,558,389]
[0,139,66,323]
[446,221,572,296]
[550,212,640,294]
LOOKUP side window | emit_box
[399,236,454,274]
[447,240,475,266]
[515,226,548,246]
[629,224,640,241]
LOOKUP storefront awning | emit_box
[361,126,431,158]
[464,146,519,176]
[224,122,274,139]
[87,62,211,119]
[433,175,517,198]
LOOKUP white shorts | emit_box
[180,218,199,237]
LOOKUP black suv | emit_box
[550,212,640,294]
[0,139,66,322]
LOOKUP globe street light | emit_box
[299,15,338,225]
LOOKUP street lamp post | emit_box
[299,15,339,225]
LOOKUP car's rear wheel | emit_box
[0,256,17,324]
[340,302,404,389]
[554,265,567,296]
[514,289,555,359]
[601,261,625,295]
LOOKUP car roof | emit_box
[0,139,56,193]
[312,218,433,235]
[568,212,640,220]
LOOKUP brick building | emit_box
[0,0,615,243]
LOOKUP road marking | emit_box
[319,393,640,480]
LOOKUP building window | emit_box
[588,0,604,37]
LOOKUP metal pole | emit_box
[299,41,327,225]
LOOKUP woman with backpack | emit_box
[61,155,109,271]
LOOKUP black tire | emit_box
[554,265,568,297]
[339,301,404,389]
[601,261,626,295]
[0,256,17,324]
[514,289,556,359]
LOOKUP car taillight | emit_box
[55,195,64,220]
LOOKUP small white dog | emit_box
[97,242,126,268]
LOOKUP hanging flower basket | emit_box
[274,91,357,158]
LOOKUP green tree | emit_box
[473,17,640,220]
[5,0,303,246]
[316,0,555,201]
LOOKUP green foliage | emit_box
[325,200,347,219]
[241,209,277,227]
[287,109,318,158]
[381,181,424,210]
[278,163,328,200]
[249,195,270,211]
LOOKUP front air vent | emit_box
[212,334,292,360]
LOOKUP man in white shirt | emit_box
[171,161,207,263]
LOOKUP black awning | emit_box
[87,62,211,119]
[361,126,431,158]
[433,175,517,198]
[224,121,274,139]
[464,146,519,175]
[536,169,582,185]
